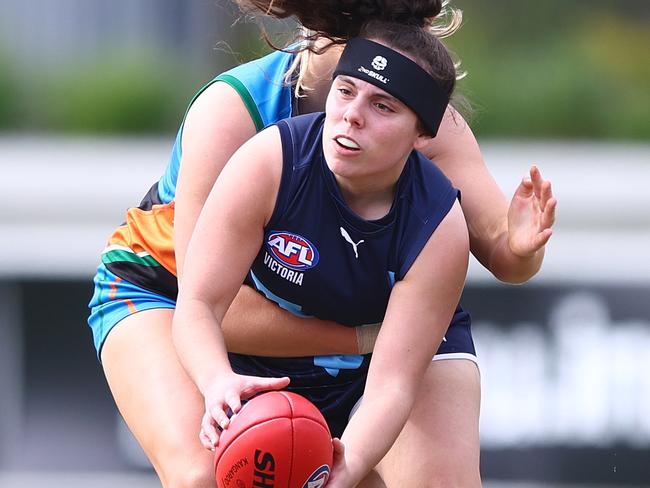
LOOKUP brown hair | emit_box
[236,0,468,119]
[235,0,462,44]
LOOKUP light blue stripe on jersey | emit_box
[158,128,183,203]
[252,267,364,377]
[388,271,396,288]
[250,270,311,318]
[314,355,365,377]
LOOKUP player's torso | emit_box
[249,114,406,327]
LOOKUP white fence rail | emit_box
[1,136,648,283]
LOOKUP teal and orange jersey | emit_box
[99,49,297,300]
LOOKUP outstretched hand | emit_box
[507,165,557,257]
[199,372,290,450]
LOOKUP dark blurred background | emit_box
[0,1,648,487]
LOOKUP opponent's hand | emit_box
[507,165,557,257]
[199,372,290,450]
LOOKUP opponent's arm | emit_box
[175,82,372,356]
[222,286,370,355]
[328,200,469,487]
[421,108,556,284]
[174,81,257,281]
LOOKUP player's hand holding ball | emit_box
[200,371,290,450]
[323,438,359,488]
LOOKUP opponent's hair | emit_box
[235,0,464,105]
[235,0,461,41]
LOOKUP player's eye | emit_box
[375,102,393,113]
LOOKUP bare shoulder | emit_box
[182,80,258,152]
[232,125,283,181]
[409,200,469,281]
[219,124,284,224]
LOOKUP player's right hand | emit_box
[199,372,290,450]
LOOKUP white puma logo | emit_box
[340,227,364,259]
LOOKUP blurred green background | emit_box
[0,0,647,139]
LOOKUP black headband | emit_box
[332,38,449,136]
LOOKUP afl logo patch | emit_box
[301,465,330,488]
[266,231,319,271]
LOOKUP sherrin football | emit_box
[214,391,333,488]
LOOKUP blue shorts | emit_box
[87,262,176,358]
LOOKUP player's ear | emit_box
[413,131,433,151]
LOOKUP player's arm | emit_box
[175,82,370,356]
[331,201,469,486]
[175,81,257,281]
[222,287,372,355]
[421,108,556,284]
[173,126,290,447]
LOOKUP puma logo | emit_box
[340,227,364,259]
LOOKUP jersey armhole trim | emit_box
[215,74,265,132]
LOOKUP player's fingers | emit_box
[261,376,291,391]
[200,411,219,450]
[530,165,545,201]
[225,391,242,416]
[530,164,542,184]
[332,438,345,459]
[199,428,216,451]
[245,376,290,396]
[539,180,553,209]
[331,438,346,479]
[529,164,541,178]
[541,198,557,229]
[532,228,553,251]
[514,176,533,198]
[239,376,288,400]
[208,403,231,431]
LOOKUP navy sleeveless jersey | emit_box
[229,112,467,436]
[249,112,459,324]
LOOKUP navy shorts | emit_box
[229,310,476,438]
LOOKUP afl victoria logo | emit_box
[371,55,387,71]
[302,465,330,488]
[266,231,319,270]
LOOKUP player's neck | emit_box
[335,172,402,221]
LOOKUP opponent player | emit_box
[173,22,469,487]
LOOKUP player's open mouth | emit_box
[334,136,361,151]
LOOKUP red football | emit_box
[214,391,333,488]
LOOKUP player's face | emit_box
[323,75,428,190]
